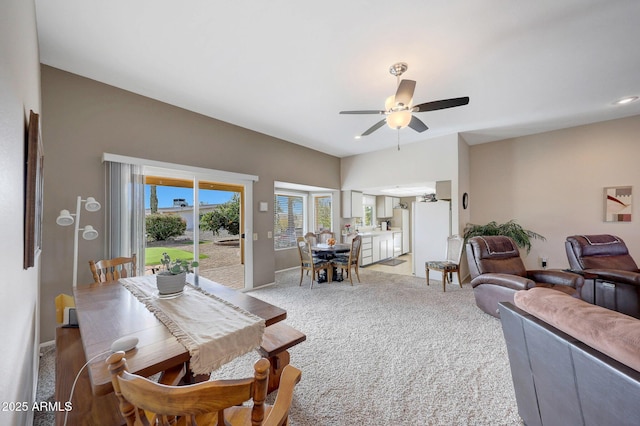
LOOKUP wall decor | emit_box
[24,110,44,269]
[604,186,632,222]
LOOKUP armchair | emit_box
[467,236,583,318]
[565,234,640,318]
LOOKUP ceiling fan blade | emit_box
[340,110,385,115]
[361,119,387,136]
[413,96,470,112]
[408,116,429,133]
[394,79,416,107]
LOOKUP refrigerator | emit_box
[391,208,410,255]
[412,200,451,280]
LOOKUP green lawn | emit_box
[145,247,208,266]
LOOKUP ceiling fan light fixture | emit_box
[385,95,396,111]
[387,110,411,129]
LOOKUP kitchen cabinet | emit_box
[360,236,373,266]
[393,232,402,257]
[342,190,363,218]
[359,231,394,266]
[376,196,395,218]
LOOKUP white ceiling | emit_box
[35,1,640,158]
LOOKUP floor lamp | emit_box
[56,196,101,286]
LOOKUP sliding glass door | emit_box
[144,176,245,290]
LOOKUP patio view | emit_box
[144,179,245,289]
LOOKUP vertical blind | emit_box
[104,160,145,274]
[274,193,304,249]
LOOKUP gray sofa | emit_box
[499,287,640,426]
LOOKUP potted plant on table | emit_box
[156,252,199,295]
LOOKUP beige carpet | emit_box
[211,268,522,425]
[36,268,522,425]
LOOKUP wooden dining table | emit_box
[73,275,287,396]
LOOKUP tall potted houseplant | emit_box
[463,220,545,253]
[156,252,199,295]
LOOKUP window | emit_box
[363,195,376,227]
[274,193,305,249]
[313,194,332,231]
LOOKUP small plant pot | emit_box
[156,272,186,295]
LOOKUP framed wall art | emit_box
[24,110,44,269]
[604,186,632,223]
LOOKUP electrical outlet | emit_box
[267,231,273,239]
[253,233,258,241]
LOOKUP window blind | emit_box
[274,193,304,249]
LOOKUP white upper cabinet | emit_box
[342,190,363,218]
[376,196,397,218]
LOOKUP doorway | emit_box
[144,176,245,289]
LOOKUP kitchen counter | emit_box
[355,229,400,236]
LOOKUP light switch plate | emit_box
[259,202,268,212]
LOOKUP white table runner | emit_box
[119,274,265,375]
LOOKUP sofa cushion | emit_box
[514,287,640,372]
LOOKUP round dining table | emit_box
[311,243,351,282]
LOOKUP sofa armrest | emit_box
[527,270,584,290]
[584,268,640,285]
[471,273,535,291]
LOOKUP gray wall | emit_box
[0,0,41,424]
[40,66,341,342]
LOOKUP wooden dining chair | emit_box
[107,352,301,426]
[316,230,335,244]
[297,237,331,288]
[332,235,362,285]
[304,232,318,247]
[89,254,137,283]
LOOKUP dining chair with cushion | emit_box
[466,236,583,318]
[297,237,332,288]
[89,254,137,283]
[332,235,362,285]
[425,234,464,292]
[317,230,335,244]
[107,352,301,426]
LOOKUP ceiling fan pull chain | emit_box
[397,129,400,151]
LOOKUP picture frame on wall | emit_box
[604,186,632,223]
[24,110,44,269]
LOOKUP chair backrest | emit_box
[445,235,464,264]
[348,235,362,264]
[304,232,318,246]
[466,236,526,280]
[89,254,137,283]
[297,237,313,265]
[317,230,335,244]
[565,234,639,271]
[106,352,301,426]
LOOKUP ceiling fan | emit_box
[340,62,470,138]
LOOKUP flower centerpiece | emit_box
[327,237,336,247]
[344,224,351,235]
[156,252,199,295]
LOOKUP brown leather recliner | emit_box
[565,234,640,318]
[466,236,583,318]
